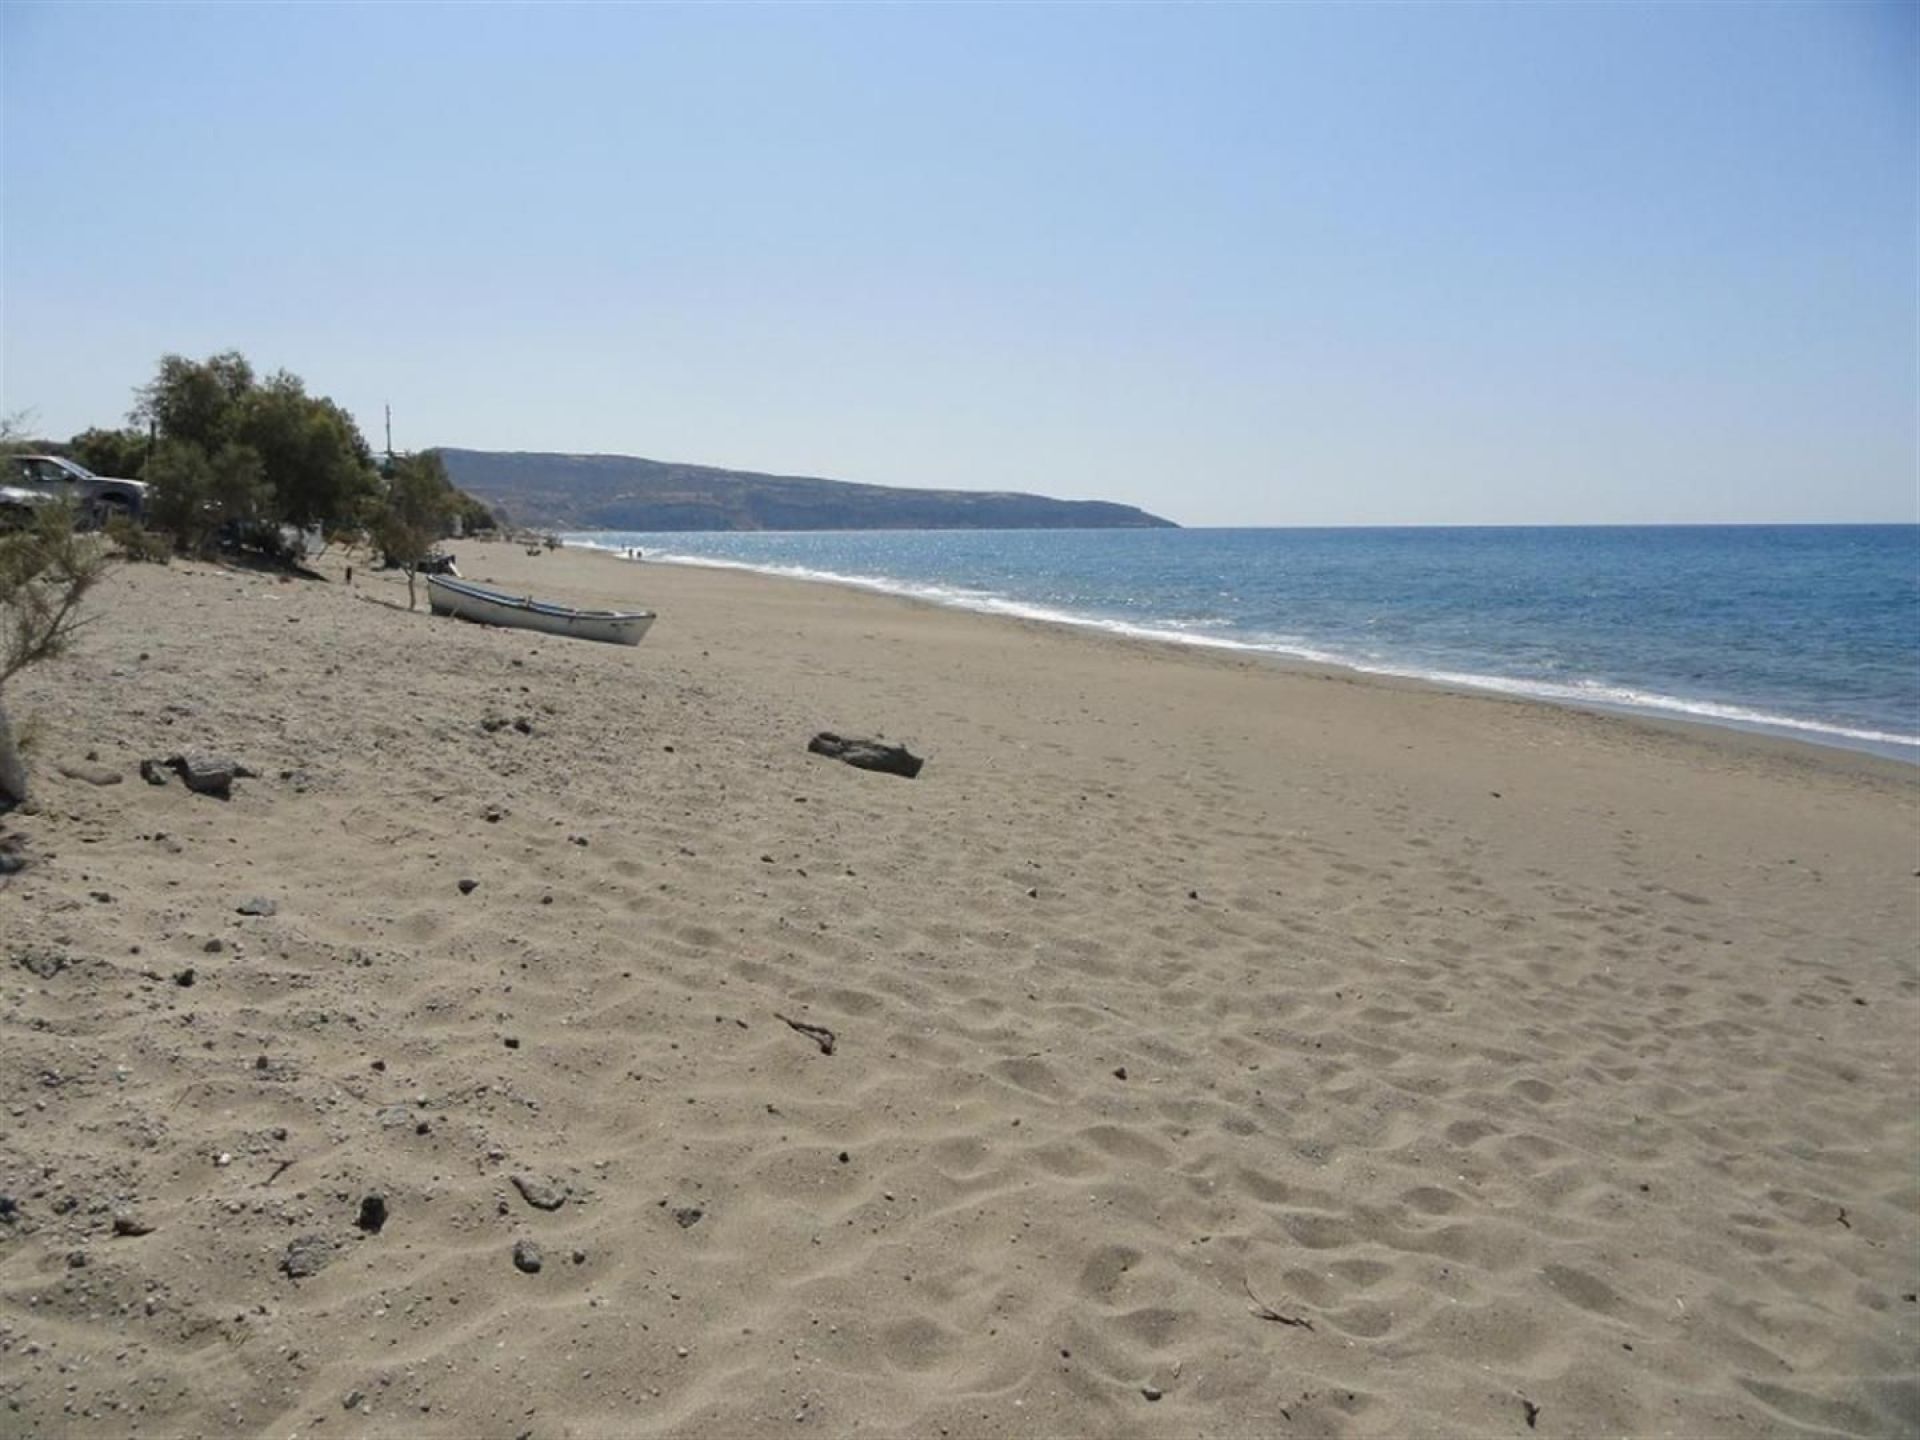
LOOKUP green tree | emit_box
[69,427,150,480]
[143,439,215,554]
[128,352,380,550]
[133,351,254,455]
[145,439,274,557]
[371,452,456,609]
[232,371,377,529]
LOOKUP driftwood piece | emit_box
[807,732,924,779]
[775,1012,836,1055]
[55,760,122,787]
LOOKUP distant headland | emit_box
[433,448,1178,532]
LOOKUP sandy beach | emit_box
[1,538,1915,1439]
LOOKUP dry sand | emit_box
[1,538,1915,1439]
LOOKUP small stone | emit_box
[457,878,479,896]
[281,1235,333,1279]
[173,968,196,987]
[66,1250,89,1269]
[512,1239,544,1273]
[356,1195,388,1234]
[1112,1067,1128,1081]
[343,1390,365,1411]
[503,1036,521,1050]
[203,938,224,954]
[672,1206,704,1229]
[571,1248,587,1265]
[236,897,277,917]
[511,1174,568,1211]
[1141,1385,1163,1402]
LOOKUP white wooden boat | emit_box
[427,573,654,646]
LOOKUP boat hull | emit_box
[426,574,654,647]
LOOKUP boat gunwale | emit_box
[427,573,655,623]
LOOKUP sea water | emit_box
[569,526,1919,760]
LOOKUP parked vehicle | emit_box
[2,455,150,527]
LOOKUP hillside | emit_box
[433,448,1177,531]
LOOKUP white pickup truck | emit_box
[1,454,151,527]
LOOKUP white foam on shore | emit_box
[570,538,1920,757]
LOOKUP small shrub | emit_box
[106,516,172,564]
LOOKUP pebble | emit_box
[236,897,277,917]
[512,1239,544,1274]
[458,878,479,895]
[512,1174,568,1211]
[1141,1385,1163,1402]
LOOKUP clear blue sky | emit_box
[4,2,1913,526]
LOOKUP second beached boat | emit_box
[426,573,655,646]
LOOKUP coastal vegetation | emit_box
[15,351,493,563]
[0,501,107,806]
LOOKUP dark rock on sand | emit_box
[156,752,256,799]
[512,1174,568,1211]
[458,878,479,895]
[672,1206,705,1229]
[236,897,277,917]
[512,1238,544,1273]
[13,946,69,979]
[807,732,925,779]
[356,1195,389,1234]
[112,1212,156,1237]
[281,1234,334,1279]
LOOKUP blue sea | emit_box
[570,526,1920,760]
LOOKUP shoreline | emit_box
[3,538,1915,1438]
[562,533,1919,766]
[564,535,1920,772]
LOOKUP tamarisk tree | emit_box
[0,505,107,807]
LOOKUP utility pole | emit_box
[384,404,394,471]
